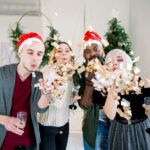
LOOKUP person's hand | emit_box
[3,116,25,135]
[143,104,150,118]
[108,85,119,102]
[39,78,60,95]
[39,78,51,95]
[86,70,95,81]
[72,95,81,102]
[85,71,95,87]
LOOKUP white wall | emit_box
[0,15,42,42]
[41,0,130,62]
[130,0,150,77]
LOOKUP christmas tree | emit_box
[104,17,133,59]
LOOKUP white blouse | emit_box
[38,64,73,127]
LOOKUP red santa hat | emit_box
[17,32,44,54]
[83,30,109,48]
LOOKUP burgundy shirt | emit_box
[1,72,36,150]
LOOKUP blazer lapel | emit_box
[30,72,40,104]
[7,64,17,113]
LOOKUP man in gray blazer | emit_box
[0,32,47,150]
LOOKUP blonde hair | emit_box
[105,49,133,68]
[49,48,57,64]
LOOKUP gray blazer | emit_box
[0,64,47,150]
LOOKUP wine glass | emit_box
[144,97,150,134]
[17,111,27,123]
[69,85,80,110]
[14,111,27,150]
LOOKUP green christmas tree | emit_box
[9,23,24,58]
[104,17,133,59]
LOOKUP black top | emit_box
[115,87,150,121]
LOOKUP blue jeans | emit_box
[83,138,94,150]
[83,120,109,150]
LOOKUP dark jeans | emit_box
[39,122,69,150]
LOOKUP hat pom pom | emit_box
[101,39,109,47]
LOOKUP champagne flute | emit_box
[14,111,27,150]
[17,111,27,123]
[69,85,80,110]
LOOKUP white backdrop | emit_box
[41,0,130,62]
[130,0,150,78]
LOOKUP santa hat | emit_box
[17,32,44,54]
[83,30,109,48]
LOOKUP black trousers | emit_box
[39,122,69,150]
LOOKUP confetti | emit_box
[89,58,144,98]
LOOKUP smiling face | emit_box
[54,43,73,64]
[18,41,45,72]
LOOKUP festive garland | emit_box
[9,23,24,59]
[9,11,59,67]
